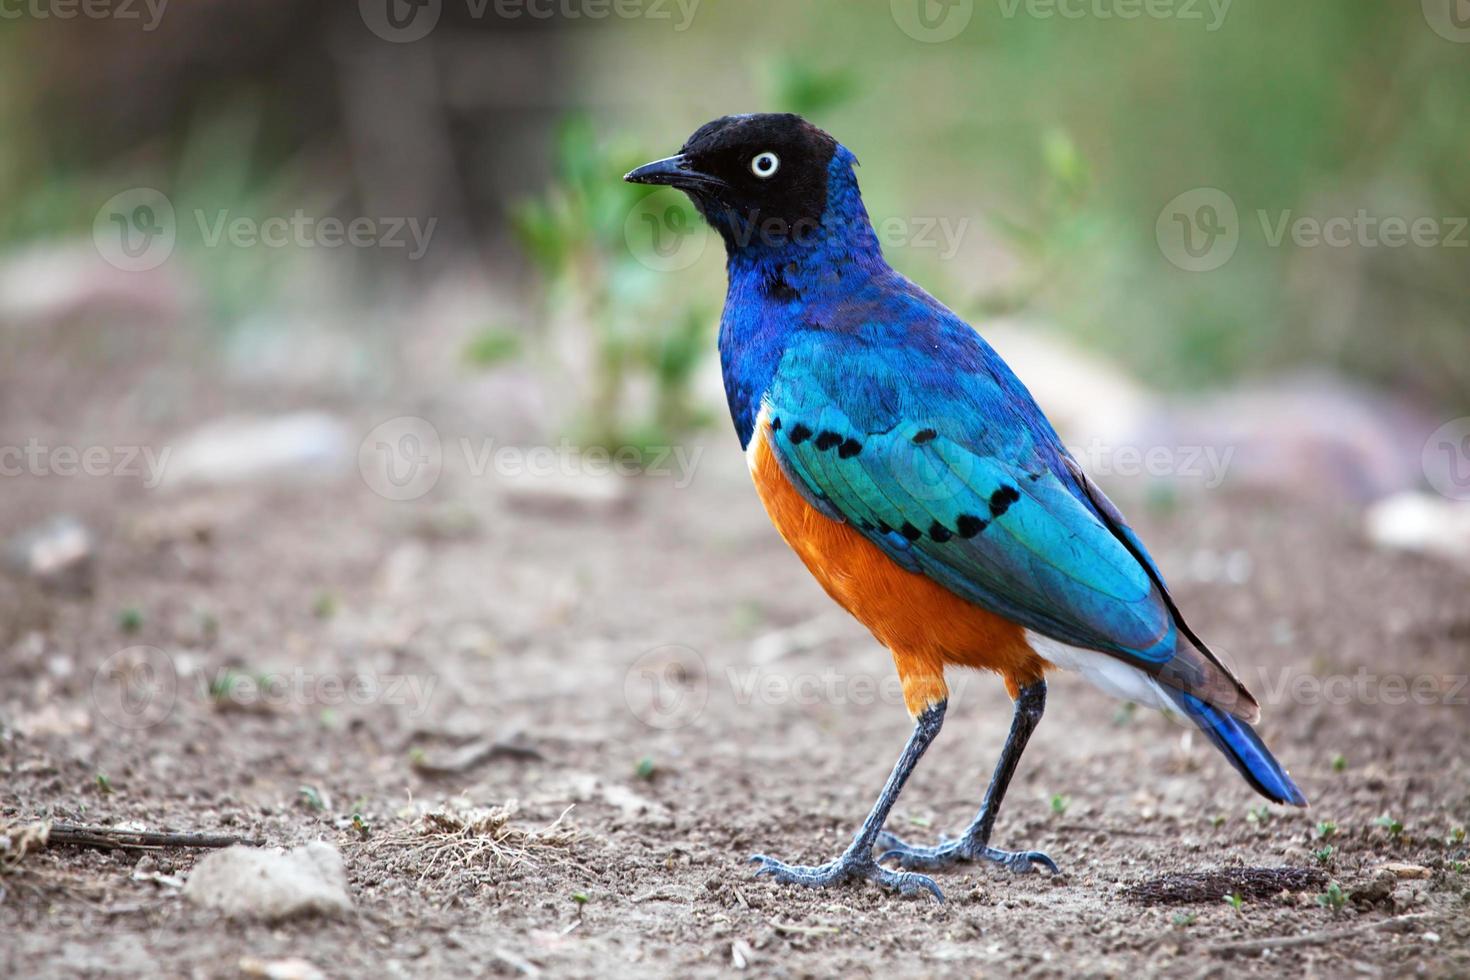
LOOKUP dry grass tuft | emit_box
[0,821,51,874]
[356,801,578,886]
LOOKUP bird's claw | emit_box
[749,850,944,902]
[874,830,1059,875]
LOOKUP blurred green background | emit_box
[1,0,1467,442]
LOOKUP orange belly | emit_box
[748,415,1047,715]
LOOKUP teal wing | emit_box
[763,329,1256,717]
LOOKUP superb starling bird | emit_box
[626,114,1306,901]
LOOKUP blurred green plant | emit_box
[511,116,716,449]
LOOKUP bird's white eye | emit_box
[750,151,780,179]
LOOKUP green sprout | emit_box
[351,812,371,840]
[118,608,143,633]
[1316,820,1337,839]
[1050,794,1070,817]
[1224,892,1244,912]
[95,772,114,795]
[1375,815,1404,838]
[1316,882,1346,912]
[299,785,326,812]
[1313,845,1335,865]
[1331,754,1347,773]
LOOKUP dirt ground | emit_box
[2,326,1468,978]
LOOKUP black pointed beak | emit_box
[624,154,728,194]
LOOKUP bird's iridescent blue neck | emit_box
[717,147,885,448]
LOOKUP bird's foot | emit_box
[874,830,1059,875]
[749,847,944,901]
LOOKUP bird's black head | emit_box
[625,113,841,251]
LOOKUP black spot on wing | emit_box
[928,521,953,543]
[912,428,937,445]
[900,522,923,542]
[955,514,988,538]
[989,485,1020,517]
[788,423,811,444]
[837,438,862,458]
[814,431,842,451]
[770,416,782,431]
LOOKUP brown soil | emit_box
[2,331,1468,978]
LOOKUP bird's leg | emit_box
[750,699,948,901]
[875,679,1059,874]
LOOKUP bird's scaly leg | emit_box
[875,679,1059,874]
[750,698,948,901]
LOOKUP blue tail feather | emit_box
[1173,691,1307,807]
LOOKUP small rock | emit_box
[239,957,326,980]
[1379,861,1432,879]
[4,515,95,596]
[1349,869,1396,908]
[496,465,632,518]
[160,413,351,489]
[183,842,353,920]
[1365,493,1470,570]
